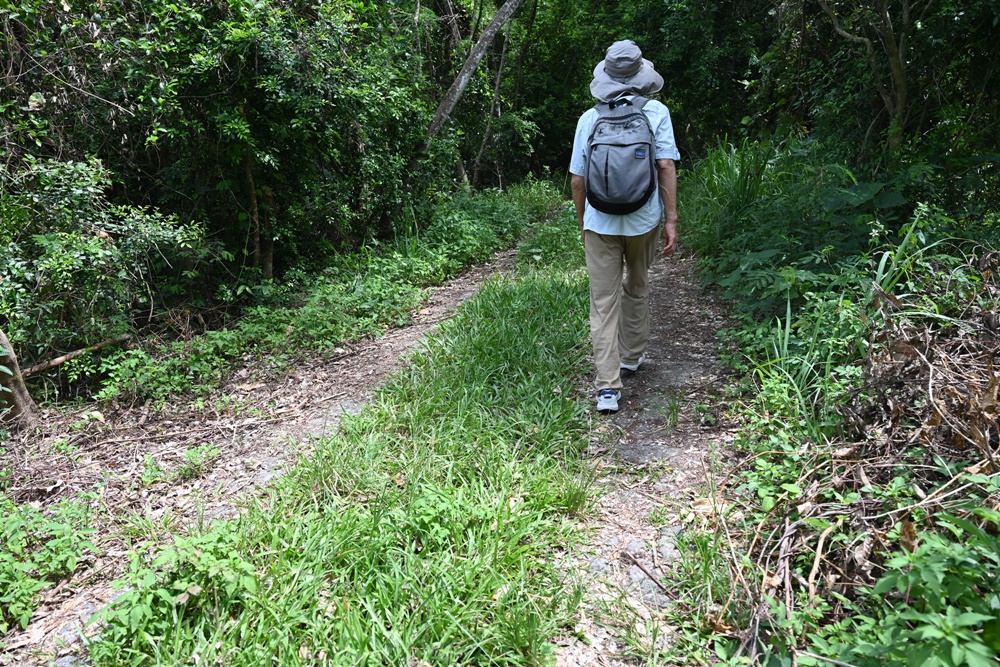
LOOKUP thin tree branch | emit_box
[25,52,135,117]
[472,19,512,186]
[816,0,872,46]
[439,0,463,44]
[22,335,132,377]
[816,0,895,120]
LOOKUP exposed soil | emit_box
[1,246,732,666]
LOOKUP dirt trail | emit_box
[1,250,516,665]
[555,253,733,665]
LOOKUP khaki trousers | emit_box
[584,226,660,390]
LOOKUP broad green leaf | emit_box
[955,612,995,627]
[873,189,907,208]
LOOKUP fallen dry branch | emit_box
[623,551,677,600]
[730,248,1000,657]
[22,334,132,377]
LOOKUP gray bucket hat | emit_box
[590,40,664,102]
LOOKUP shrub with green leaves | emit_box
[665,137,1000,665]
[681,137,924,318]
[0,158,206,365]
[806,510,1000,667]
[0,497,96,634]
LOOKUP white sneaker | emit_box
[620,354,646,372]
[596,389,621,414]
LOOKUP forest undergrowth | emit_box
[655,139,1000,666]
[4,0,1000,663]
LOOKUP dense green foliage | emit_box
[5,0,997,400]
[3,0,437,252]
[95,182,557,403]
[1,495,95,633]
[0,158,205,365]
[667,136,1000,664]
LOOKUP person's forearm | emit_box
[571,174,587,242]
[657,159,678,256]
[657,159,677,223]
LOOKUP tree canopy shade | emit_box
[2,0,1000,401]
[757,0,1000,165]
[425,0,527,148]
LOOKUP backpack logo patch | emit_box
[634,149,646,159]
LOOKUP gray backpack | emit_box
[585,96,657,215]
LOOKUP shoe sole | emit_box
[620,356,646,372]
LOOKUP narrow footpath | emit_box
[556,252,733,665]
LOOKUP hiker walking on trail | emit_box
[569,40,680,414]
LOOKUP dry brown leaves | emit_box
[732,249,1000,657]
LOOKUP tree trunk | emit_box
[425,0,527,149]
[511,0,538,109]
[875,0,908,151]
[439,0,463,45]
[816,0,923,153]
[472,20,512,187]
[456,157,471,189]
[470,0,484,45]
[261,187,276,281]
[0,327,40,428]
[245,153,261,269]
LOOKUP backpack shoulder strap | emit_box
[631,96,649,111]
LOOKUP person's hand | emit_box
[580,221,587,245]
[661,219,678,257]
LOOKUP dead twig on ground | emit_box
[622,552,676,600]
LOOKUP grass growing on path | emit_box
[88,211,593,666]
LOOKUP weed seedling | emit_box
[656,391,681,431]
[140,455,166,486]
[176,445,221,481]
[695,402,716,425]
[48,437,79,459]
